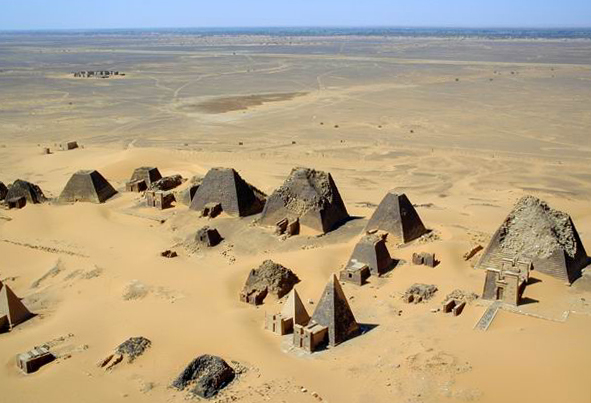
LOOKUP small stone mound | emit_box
[98,336,151,370]
[171,354,236,399]
[240,260,300,305]
[443,289,478,305]
[5,179,45,204]
[150,174,184,191]
[161,250,178,258]
[403,283,438,304]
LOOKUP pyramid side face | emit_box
[190,169,243,216]
[89,171,118,203]
[311,276,359,346]
[59,173,99,203]
[320,174,350,232]
[365,193,404,240]
[281,289,309,325]
[350,239,380,275]
[0,285,32,327]
[232,170,263,216]
[397,194,428,243]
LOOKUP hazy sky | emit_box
[1,0,590,30]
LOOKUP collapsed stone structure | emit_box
[265,288,310,335]
[151,174,184,191]
[294,275,360,352]
[259,167,349,233]
[98,336,152,370]
[365,192,428,243]
[441,290,478,317]
[126,167,162,192]
[240,260,300,305]
[476,196,588,283]
[60,141,78,151]
[172,354,235,399]
[16,346,55,374]
[190,168,265,217]
[73,70,121,78]
[59,170,117,204]
[482,257,531,306]
[0,281,33,333]
[5,179,45,204]
[403,283,438,304]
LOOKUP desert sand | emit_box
[1,32,591,403]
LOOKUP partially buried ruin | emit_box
[58,170,118,204]
[190,168,265,217]
[4,179,45,205]
[259,167,349,234]
[172,354,235,399]
[0,281,33,333]
[476,195,588,284]
[365,192,427,243]
[240,260,300,305]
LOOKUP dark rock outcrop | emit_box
[172,354,235,399]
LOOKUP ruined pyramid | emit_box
[5,179,45,204]
[365,192,427,243]
[0,281,33,332]
[259,167,350,233]
[347,233,393,276]
[311,275,359,346]
[59,170,118,203]
[477,195,588,283]
[281,288,310,326]
[190,168,265,217]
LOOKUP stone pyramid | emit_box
[281,288,310,326]
[190,168,265,217]
[5,179,45,204]
[311,275,359,346]
[259,167,350,233]
[477,196,588,284]
[59,170,118,203]
[129,167,162,187]
[0,281,33,332]
[347,233,393,276]
[365,191,427,243]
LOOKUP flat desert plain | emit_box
[1,33,591,403]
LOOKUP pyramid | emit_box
[59,170,118,203]
[259,167,350,233]
[190,168,265,217]
[347,233,393,276]
[129,167,162,187]
[280,289,310,326]
[5,179,45,204]
[311,275,359,346]
[0,281,33,332]
[476,196,588,283]
[365,192,427,243]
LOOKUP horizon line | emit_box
[2,24,591,34]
